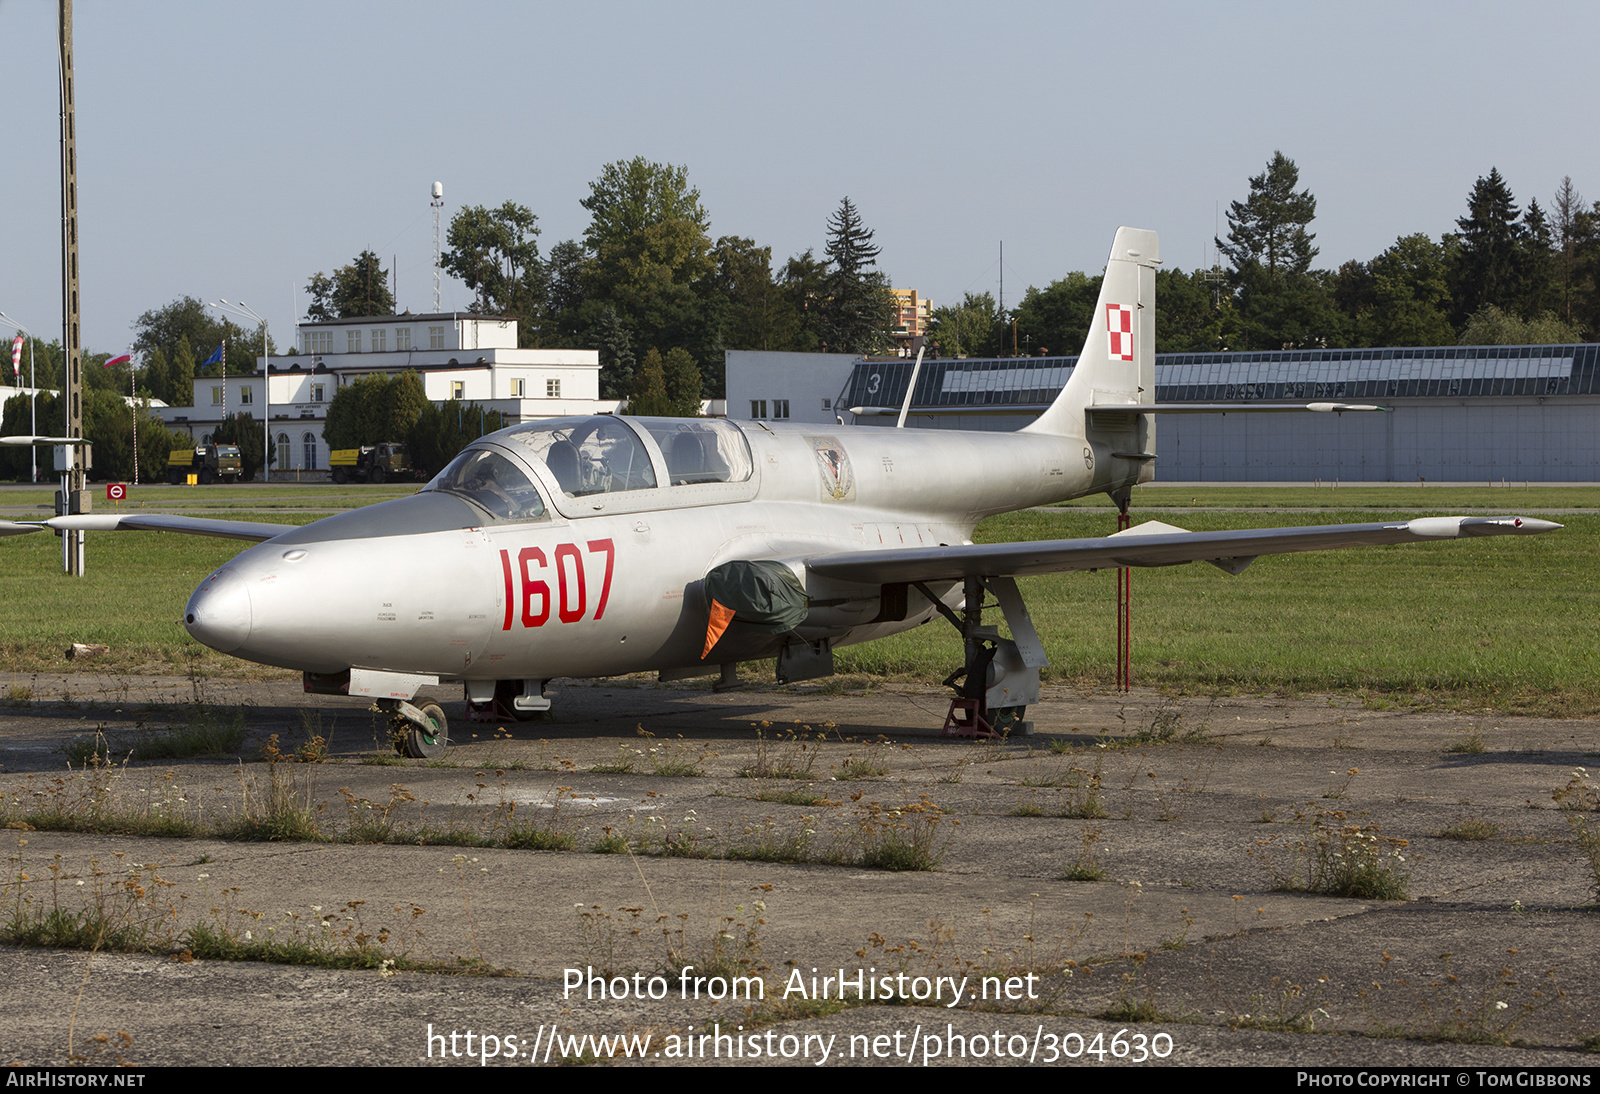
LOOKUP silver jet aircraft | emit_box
[5,228,1560,754]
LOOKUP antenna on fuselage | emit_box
[895,345,925,428]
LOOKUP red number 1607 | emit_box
[498,539,614,631]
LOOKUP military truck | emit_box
[330,442,412,484]
[168,444,243,485]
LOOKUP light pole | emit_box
[209,300,270,482]
[0,311,40,482]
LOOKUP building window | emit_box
[302,433,318,469]
[312,383,325,403]
[772,399,790,420]
[276,432,290,470]
[451,381,464,400]
[240,385,253,405]
[511,379,525,397]
[546,379,561,398]
[750,400,767,419]
[303,330,332,355]
[371,328,386,353]
[821,397,831,410]
[396,327,411,351]
[210,386,223,405]
[347,330,362,353]
[429,326,445,349]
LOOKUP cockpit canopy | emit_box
[422,416,756,524]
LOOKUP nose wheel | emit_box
[377,698,449,758]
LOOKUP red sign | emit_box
[106,483,127,501]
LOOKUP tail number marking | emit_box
[500,539,615,630]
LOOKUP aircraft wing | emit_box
[41,513,294,542]
[804,516,1560,585]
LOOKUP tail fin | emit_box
[1022,227,1159,438]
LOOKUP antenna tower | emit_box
[431,182,444,312]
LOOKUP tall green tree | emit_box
[592,306,636,401]
[322,372,429,449]
[441,204,545,342]
[661,347,702,417]
[777,249,828,352]
[1367,234,1456,346]
[820,197,895,354]
[132,297,268,379]
[628,348,672,416]
[1217,152,1337,348]
[305,250,395,320]
[1449,168,1523,326]
[407,400,506,479]
[581,158,710,259]
[1154,268,1226,353]
[930,292,1007,357]
[1013,275,1101,358]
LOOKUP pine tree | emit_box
[1216,153,1335,348]
[1450,168,1522,325]
[821,198,894,354]
[593,307,635,401]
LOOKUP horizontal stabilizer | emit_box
[0,520,44,537]
[805,516,1560,585]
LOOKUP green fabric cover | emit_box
[703,560,808,633]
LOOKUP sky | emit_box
[2,0,1598,355]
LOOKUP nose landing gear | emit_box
[376,697,449,758]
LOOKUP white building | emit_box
[161,313,614,474]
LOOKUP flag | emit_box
[9,335,20,378]
[201,345,224,367]
[104,353,131,368]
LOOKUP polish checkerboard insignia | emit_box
[1105,303,1133,361]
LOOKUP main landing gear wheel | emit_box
[396,702,449,759]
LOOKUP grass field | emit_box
[0,485,1593,713]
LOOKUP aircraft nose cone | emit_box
[185,568,252,654]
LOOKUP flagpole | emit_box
[130,356,138,486]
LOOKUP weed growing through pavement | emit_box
[1552,768,1600,812]
[834,735,896,780]
[1358,950,1565,1045]
[1323,767,1360,800]
[848,794,953,871]
[216,744,326,842]
[2,840,447,974]
[1437,818,1501,841]
[1124,699,1213,745]
[1445,727,1488,754]
[64,709,248,766]
[1061,824,1106,882]
[0,758,203,838]
[740,723,822,780]
[591,744,642,775]
[1228,976,1333,1033]
[1568,815,1600,905]
[636,728,710,777]
[1249,804,1410,900]
[577,882,772,986]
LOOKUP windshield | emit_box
[423,448,546,523]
